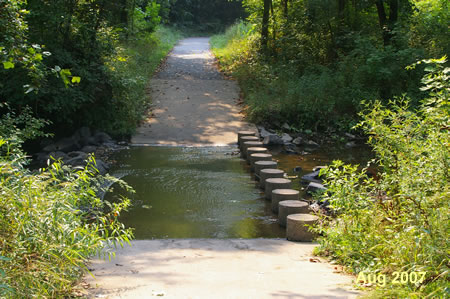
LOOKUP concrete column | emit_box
[254,161,277,179]
[237,131,257,146]
[246,147,268,165]
[265,178,292,200]
[249,153,272,171]
[239,136,259,153]
[286,214,319,242]
[278,200,309,227]
[271,189,299,213]
[259,169,284,189]
[241,141,263,159]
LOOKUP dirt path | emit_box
[85,38,359,298]
[131,37,254,146]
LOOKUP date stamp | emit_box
[356,271,426,287]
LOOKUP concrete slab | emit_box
[85,239,359,298]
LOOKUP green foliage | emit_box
[313,59,449,297]
[212,1,447,133]
[0,108,134,297]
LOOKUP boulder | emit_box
[263,134,283,145]
[74,127,92,146]
[281,133,293,143]
[81,145,97,153]
[301,170,322,184]
[47,151,68,161]
[94,132,113,144]
[259,127,272,138]
[282,123,290,130]
[94,159,109,175]
[305,182,327,194]
[292,137,303,145]
[305,140,319,147]
[43,137,80,153]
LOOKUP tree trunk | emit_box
[375,0,398,46]
[261,0,271,50]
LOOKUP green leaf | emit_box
[3,61,15,69]
[71,76,81,84]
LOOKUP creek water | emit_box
[105,144,372,239]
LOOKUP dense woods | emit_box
[1,0,448,297]
[212,0,449,133]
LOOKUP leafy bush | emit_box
[314,58,449,297]
[0,109,133,297]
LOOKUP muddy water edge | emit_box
[105,144,372,239]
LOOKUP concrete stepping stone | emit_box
[246,147,268,165]
[278,200,309,227]
[254,161,278,180]
[265,178,292,200]
[239,136,259,152]
[259,169,284,189]
[237,131,257,146]
[249,153,272,171]
[241,141,263,159]
[286,214,319,242]
[271,189,300,213]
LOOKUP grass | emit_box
[102,26,183,138]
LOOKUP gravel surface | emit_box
[131,37,254,146]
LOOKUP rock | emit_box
[74,127,92,146]
[345,132,356,140]
[81,145,97,153]
[94,159,109,175]
[117,141,128,146]
[263,134,283,145]
[282,123,290,130]
[305,182,327,194]
[305,140,319,147]
[65,151,89,167]
[283,143,298,154]
[292,137,303,145]
[345,141,357,148]
[293,166,302,173]
[259,127,272,138]
[43,137,80,153]
[48,151,68,161]
[281,133,293,143]
[301,170,322,184]
[94,132,113,144]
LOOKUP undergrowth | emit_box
[0,108,134,297]
[313,58,449,297]
[211,21,424,133]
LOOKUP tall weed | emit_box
[314,58,449,297]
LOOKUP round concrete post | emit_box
[254,161,278,179]
[271,189,300,213]
[246,147,268,165]
[239,136,259,152]
[259,169,284,189]
[241,141,263,159]
[265,178,292,200]
[286,214,319,242]
[249,154,272,172]
[237,131,257,146]
[278,200,309,227]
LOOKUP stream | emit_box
[105,144,372,239]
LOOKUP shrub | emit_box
[314,58,449,297]
[0,108,133,297]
